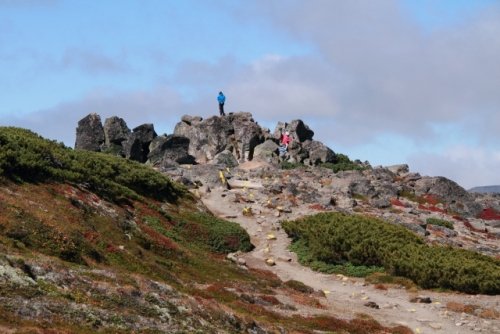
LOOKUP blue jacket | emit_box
[218,93,226,104]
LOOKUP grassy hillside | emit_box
[283,212,500,295]
[0,127,411,333]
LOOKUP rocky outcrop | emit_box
[75,113,105,151]
[123,124,157,163]
[103,116,130,155]
[174,115,236,163]
[302,140,336,165]
[147,135,195,168]
[173,112,266,164]
[273,119,314,143]
[76,112,342,168]
[414,176,483,217]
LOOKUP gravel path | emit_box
[200,181,500,334]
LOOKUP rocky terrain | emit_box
[0,112,498,333]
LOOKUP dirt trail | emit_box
[200,182,500,334]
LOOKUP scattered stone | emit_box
[364,301,380,309]
[428,323,442,330]
[410,296,432,304]
[266,233,276,240]
[265,258,276,266]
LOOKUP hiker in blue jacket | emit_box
[217,91,226,116]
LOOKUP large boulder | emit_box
[174,112,265,164]
[75,113,105,151]
[174,115,233,163]
[302,140,336,165]
[123,123,157,163]
[253,140,279,163]
[414,176,483,217]
[147,135,194,168]
[229,112,264,162]
[212,150,239,168]
[273,119,314,143]
[103,116,130,156]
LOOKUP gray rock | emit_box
[385,164,409,175]
[253,140,279,163]
[414,176,482,217]
[371,198,391,209]
[274,119,314,143]
[75,113,105,151]
[302,140,336,165]
[147,135,194,168]
[212,150,239,168]
[427,224,458,238]
[174,115,235,163]
[103,116,130,155]
[180,114,203,126]
[123,123,157,162]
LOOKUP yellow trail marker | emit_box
[219,171,226,185]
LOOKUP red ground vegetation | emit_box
[390,198,405,207]
[478,207,500,220]
[308,204,325,211]
[139,224,179,251]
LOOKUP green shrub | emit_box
[426,217,454,230]
[177,212,253,253]
[284,280,314,294]
[320,153,366,173]
[280,161,304,170]
[282,212,500,294]
[0,127,184,203]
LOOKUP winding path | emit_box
[200,181,500,334]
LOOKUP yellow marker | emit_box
[323,290,330,295]
[415,328,421,334]
[219,171,226,184]
[266,233,276,240]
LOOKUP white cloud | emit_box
[61,48,130,74]
[409,146,500,189]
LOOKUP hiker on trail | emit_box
[278,130,291,159]
[217,91,226,116]
[281,131,291,148]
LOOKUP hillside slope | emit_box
[0,127,412,333]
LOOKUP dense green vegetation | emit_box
[145,212,253,254]
[283,212,500,294]
[426,217,454,230]
[320,153,366,173]
[0,127,183,202]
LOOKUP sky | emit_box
[1,0,499,189]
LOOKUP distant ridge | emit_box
[468,185,500,194]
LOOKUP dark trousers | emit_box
[219,103,225,116]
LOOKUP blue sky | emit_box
[1,0,499,189]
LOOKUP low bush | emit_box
[426,217,454,230]
[178,212,253,253]
[282,212,500,294]
[320,153,366,173]
[0,127,183,203]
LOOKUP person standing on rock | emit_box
[217,91,226,116]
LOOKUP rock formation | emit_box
[75,113,105,151]
[75,112,339,168]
